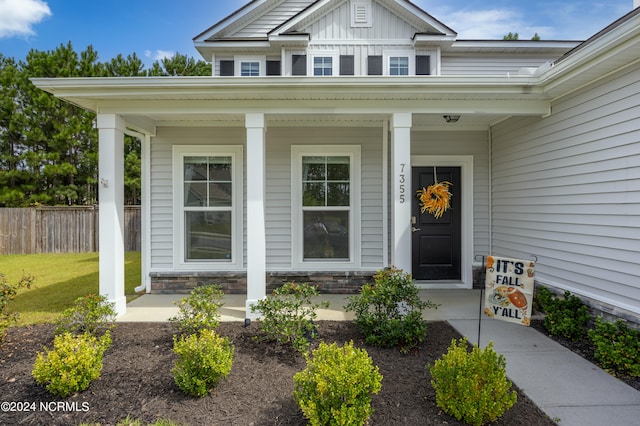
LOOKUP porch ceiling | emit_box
[119,112,507,131]
[32,76,550,134]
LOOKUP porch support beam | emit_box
[245,113,267,319]
[97,114,127,316]
[391,113,412,274]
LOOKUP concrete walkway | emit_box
[119,289,640,426]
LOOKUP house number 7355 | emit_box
[399,163,406,203]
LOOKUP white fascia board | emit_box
[536,12,640,95]
[32,75,540,92]
[413,34,456,47]
[194,40,272,49]
[446,40,581,53]
[31,76,550,115]
[268,34,310,47]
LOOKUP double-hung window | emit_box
[292,146,360,268]
[174,146,243,269]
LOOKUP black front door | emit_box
[412,166,462,280]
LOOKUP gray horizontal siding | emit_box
[149,127,246,271]
[441,55,556,76]
[265,126,385,270]
[491,63,640,314]
[150,125,386,273]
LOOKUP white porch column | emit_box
[245,113,267,319]
[391,113,412,274]
[97,114,126,316]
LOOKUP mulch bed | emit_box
[0,321,555,425]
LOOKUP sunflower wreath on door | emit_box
[416,167,453,219]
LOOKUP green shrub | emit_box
[55,293,116,337]
[294,341,382,426]
[32,331,111,397]
[251,282,329,353]
[537,288,590,340]
[172,329,234,397]
[169,285,224,335]
[0,273,34,343]
[588,317,640,377]
[429,338,517,426]
[345,267,438,352]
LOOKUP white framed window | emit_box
[235,56,265,77]
[173,145,243,270]
[241,61,260,76]
[313,56,333,76]
[291,145,361,269]
[309,51,339,76]
[384,51,415,76]
[389,57,409,75]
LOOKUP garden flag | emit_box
[484,256,535,326]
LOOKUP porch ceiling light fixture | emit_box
[443,114,461,123]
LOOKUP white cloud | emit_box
[438,8,525,39]
[0,0,51,39]
[144,49,175,61]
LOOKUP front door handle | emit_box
[411,226,421,233]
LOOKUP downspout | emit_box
[125,129,150,294]
[487,125,493,255]
[138,133,151,293]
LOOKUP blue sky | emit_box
[0,0,635,66]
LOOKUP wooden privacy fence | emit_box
[0,206,141,255]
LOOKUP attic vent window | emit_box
[351,0,372,27]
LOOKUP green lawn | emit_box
[2,252,142,325]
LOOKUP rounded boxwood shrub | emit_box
[32,331,111,397]
[293,340,382,426]
[429,338,517,426]
[172,329,234,397]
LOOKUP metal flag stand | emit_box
[474,254,486,347]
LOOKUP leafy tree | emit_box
[19,42,102,205]
[104,53,145,77]
[124,136,141,205]
[0,43,209,206]
[0,54,30,205]
[504,32,542,41]
[147,52,210,76]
